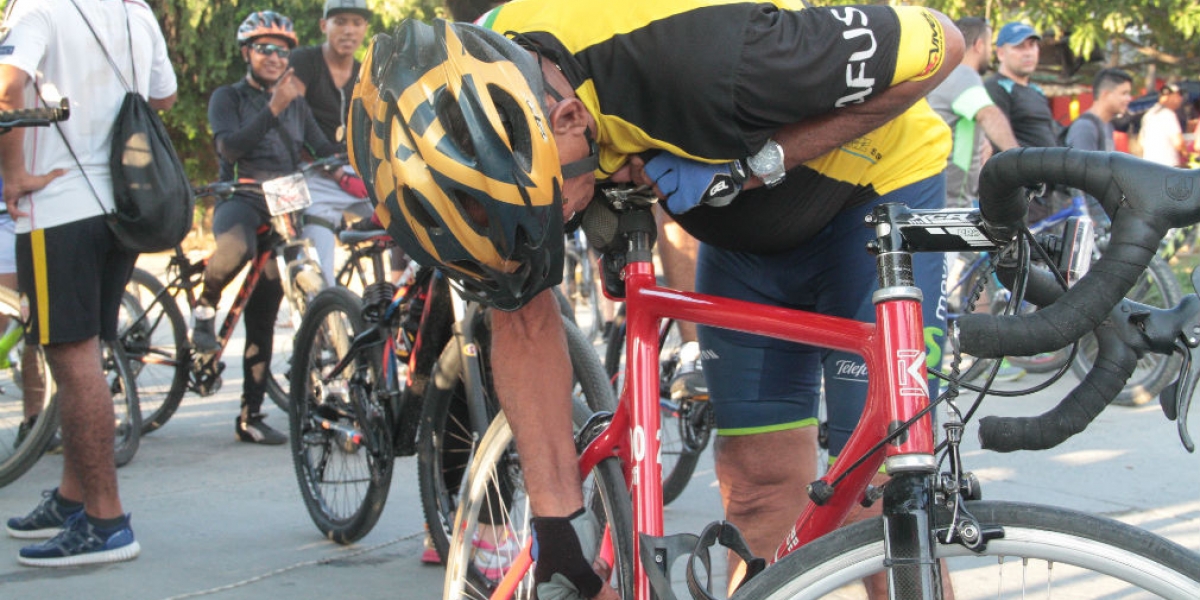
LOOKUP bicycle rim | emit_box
[421,314,616,561]
[121,268,188,434]
[105,341,142,468]
[0,286,57,487]
[735,501,1200,599]
[442,410,634,600]
[289,287,393,544]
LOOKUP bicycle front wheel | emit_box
[289,287,393,544]
[735,501,1200,599]
[121,267,188,434]
[442,408,634,600]
[420,314,615,562]
[0,286,57,487]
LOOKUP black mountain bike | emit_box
[288,226,614,550]
[118,157,349,434]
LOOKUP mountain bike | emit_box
[0,100,140,477]
[287,225,614,548]
[444,149,1200,599]
[118,156,346,434]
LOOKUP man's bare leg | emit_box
[717,427,819,592]
[654,207,698,343]
[44,337,124,519]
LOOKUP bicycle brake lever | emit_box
[1159,339,1196,452]
[1158,269,1200,452]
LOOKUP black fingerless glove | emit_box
[531,508,603,599]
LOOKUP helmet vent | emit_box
[488,86,533,173]
[454,190,491,230]
[437,93,477,163]
[402,186,440,230]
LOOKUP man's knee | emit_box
[715,428,818,510]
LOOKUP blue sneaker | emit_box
[19,512,141,567]
[6,489,83,540]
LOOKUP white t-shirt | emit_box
[1139,104,1183,167]
[0,0,177,232]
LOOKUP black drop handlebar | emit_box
[960,148,1200,452]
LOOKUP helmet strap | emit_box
[561,128,598,179]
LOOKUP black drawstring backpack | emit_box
[56,0,192,253]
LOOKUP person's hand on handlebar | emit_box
[613,153,745,214]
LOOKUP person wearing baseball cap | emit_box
[984,21,1056,149]
[289,0,378,284]
[1140,83,1187,166]
[984,21,1062,219]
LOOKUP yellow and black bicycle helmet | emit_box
[348,18,563,311]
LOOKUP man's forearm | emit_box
[975,105,1019,152]
[768,10,964,175]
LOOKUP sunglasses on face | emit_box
[251,43,290,58]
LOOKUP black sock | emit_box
[86,513,127,533]
[53,489,83,511]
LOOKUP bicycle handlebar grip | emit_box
[960,148,1200,358]
[978,324,1136,451]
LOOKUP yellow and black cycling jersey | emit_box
[481,0,950,202]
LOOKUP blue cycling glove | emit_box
[643,153,747,214]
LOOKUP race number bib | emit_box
[262,172,313,216]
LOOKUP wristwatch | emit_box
[746,139,787,188]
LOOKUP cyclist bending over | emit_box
[194,11,339,445]
[349,4,962,598]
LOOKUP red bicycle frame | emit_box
[576,249,936,598]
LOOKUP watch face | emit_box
[749,141,785,180]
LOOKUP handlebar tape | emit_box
[978,319,1136,451]
[959,148,1199,358]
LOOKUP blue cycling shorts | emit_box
[695,175,947,457]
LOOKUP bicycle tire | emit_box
[734,500,1200,599]
[442,409,635,600]
[603,307,707,505]
[289,287,393,544]
[420,314,615,563]
[0,286,58,488]
[121,267,188,434]
[1070,254,1183,406]
[105,341,142,468]
[268,267,326,411]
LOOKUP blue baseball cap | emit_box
[996,22,1040,47]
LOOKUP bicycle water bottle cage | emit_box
[684,521,765,600]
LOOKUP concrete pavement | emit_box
[0,260,1197,598]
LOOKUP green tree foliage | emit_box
[147,0,443,182]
